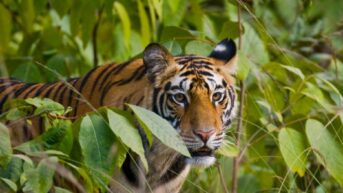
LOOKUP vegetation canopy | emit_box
[0,0,343,193]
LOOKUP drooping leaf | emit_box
[79,114,117,185]
[22,157,58,193]
[128,104,190,157]
[279,128,308,176]
[0,123,12,167]
[107,109,148,170]
[306,119,343,185]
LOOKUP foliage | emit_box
[0,0,343,192]
[0,98,190,192]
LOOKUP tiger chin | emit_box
[0,38,237,193]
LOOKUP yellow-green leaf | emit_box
[0,123,12,167]
[137,0,151,46]
[107,109,148,170]
[128,104,190,157]
[279,128,308,176]
[113,2,131,48]
[306,119,343,185]
[0,4,12,54]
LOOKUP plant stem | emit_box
[217,162,229,193]
[231,1,245,193]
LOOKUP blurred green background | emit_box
[0,0,343,192]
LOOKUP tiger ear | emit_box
[209,38,237,73]
[143,43,173,82]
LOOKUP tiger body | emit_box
[0,39,237,193]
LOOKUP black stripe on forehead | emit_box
[197,71,213,77]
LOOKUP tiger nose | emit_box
[193,129,215,142]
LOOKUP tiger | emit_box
[0,38,237,193]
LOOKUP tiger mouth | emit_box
[190,147,214,157]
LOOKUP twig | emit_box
[216,162,229,193]
[231,1,245,193]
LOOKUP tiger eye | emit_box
[174,93,186,103]
[212,92,222,101]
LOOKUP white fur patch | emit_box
[186,156,216,167]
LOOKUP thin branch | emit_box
[231,1,245,193]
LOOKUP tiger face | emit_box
[144,39,237,167]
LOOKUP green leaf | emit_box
[107,109,148,170]
[12,63,43,83]
[79,114,116,185]
[15,120,71,154]
[236,51,251,80]
[0,4,12,54]
[218,21,240,40]
[2,99,32,121]
[162,0,187,26]
[160,26,194,46]
[45,54,68,82]
[281,65,305,80]
[162,40,182,55]
[19,0,35,34]
[279,128,308,176]
[0,123,12,167]
[50,0,72,18]
[69,0,82,36]
[113,2,131,48]
[0,177,17,192]
[128,104,190,157]
[242,23,269,65]
[306,119,343,185]
[25,98,66,116]
[54,186,73,193]
[0,157,23,182]
[185,40,212,56]
[217,140,239,157]
[137,0,151,46]
[301,82,333,112]
[22,157,58,193]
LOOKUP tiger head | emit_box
[143,39,237,167]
